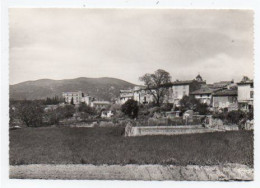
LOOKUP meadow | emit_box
[9,127,253,166]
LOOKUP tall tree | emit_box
[139,69,171,106]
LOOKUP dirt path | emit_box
[10,163,253,181]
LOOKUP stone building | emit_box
[62,91,85,105]
[119,89,134,104]
[133,86,154,105]
[90,101,110,109]
[170,75,206,106]
[237,77,254,111]
[212,88,238,111]
[190,86,216,105]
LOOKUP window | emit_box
[250,91,254,98]
[183,91,186,96]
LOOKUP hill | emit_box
[9,77,136,101]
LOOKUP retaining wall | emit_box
[126,125,224,136]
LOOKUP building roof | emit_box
[213,89,237,96]
[190,87,215,95]
[172,80,194,85]
[237,80,254,85]
[120,89,133,93]
[210,81,234,88]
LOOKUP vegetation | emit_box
[44,96,63,105]
[121,99,139,119]
[212,109,254,125]
[9,127,253,166]
[179,95,209,115]
[14,100,44,127]
[139,69,171,106]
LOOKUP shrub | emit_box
[227,110,245,124]
[121,99,139,118]
[160,103,173,112]
[78,103,96,115]
[44,109,60,125]
[58,105,75,119]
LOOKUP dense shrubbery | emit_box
[179,96,209,115]
[212,110,253,125]
[43,96,63,105]
[121,99,139,119]
[78,103,97,120]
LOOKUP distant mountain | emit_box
[9,77,136,101]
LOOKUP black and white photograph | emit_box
[7,8,254,181]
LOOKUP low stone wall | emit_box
[125,125,223,136]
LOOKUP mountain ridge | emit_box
[10,77,137,101]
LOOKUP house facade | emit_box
[62,91,85,105]
[133,86,154,105]
[237,79,254,111]
[119,89,134,104]
[190,87,215,105]
[90,101,110,109]
[171,75,206,106]
[212,88,238,111]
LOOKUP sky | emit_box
[9,9,254,85]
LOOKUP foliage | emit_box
[70,97,74,105]
[44,109,60,125]
[15,100,44,127]
[121,99,139,118]
[160,103,173,112]
[179,95,209,115]
[9,106,16,127]
[212,110,253,125]
[247,108,254,121]
[226,110,246,124]
[44,105,76,125]
[43,96,62,105]
[139,69,171,106]
[58,105,75,119]
[78,103,96,115]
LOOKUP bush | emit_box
[78,103,96,115]
[160,103,173,112]
[44,109,60,125]
[121,99,139,119]
[58,105,75,119]
[43,105,76,125]
[227,110,245,124]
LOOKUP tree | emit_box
[139,69,171,106]
[179,95,199,112]
[70,97,74,105]
[16,100,44,127]
[121,99,139,118]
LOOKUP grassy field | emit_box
[9,127,253,166]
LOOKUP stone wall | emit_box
[125,125,223,136]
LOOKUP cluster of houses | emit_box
[60,74,253,115]
[62,91,110,109]
[118,75,254,112]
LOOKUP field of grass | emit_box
[9,127,253,166]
